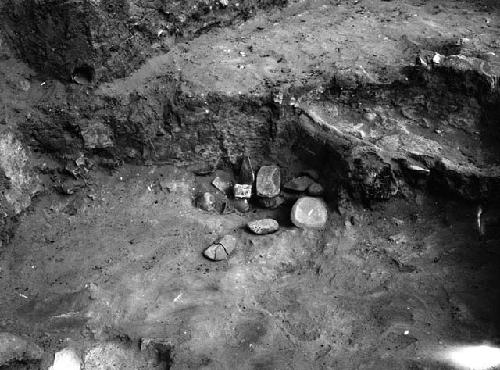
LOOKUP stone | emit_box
[196,192,216,212]
[284,176,315,192]
[247,219,279,235]
[300,169,320,181]
[0,332,43,366]
[234,183,252,198]
[212,176,232,193]
[363,112,378,122]
[256,165,280,198]
[203,235,237,261]
[49,348,81,370]
[257,196,285,209]
[291,197,328,228]
[307,182,324,196]
[234,198,250,213]
[239,155,254,184]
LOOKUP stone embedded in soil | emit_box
[239,155,255,184]
[234,183,252,198]
[212,176,232,193]
[247,219,279,235]
[196,192,216,211]
[307,182,324,196]
[256,166,280,198]
[234,198,250,212]
[291,197,328,228]
[80,121,114,149]
[284,176,315,192]
[0,332,43,366]
[257,195,285,209]
[48,348,81,370]
[203,235,237,261]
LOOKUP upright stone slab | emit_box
[256,166,280,198]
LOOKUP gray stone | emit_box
[234,198,250,213]
[234,183,252,198]
[257,195,285,209]
[80,121,114,149]
[239,155,254,184]
[307,182,324,196]
[300,169,320,181]
[212,176,232,193]
[196,192,216,211]
[256,166,280,198]
[0,332,43,366]
[203,235,237,261]
[284,176,315,192]
[247,219,279,235]
[291,197,328,228]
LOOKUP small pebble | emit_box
[203,235,237,261]
[307,182,324,196]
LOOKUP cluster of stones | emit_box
[202,156,329,261]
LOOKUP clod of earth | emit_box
[247,218,279,235]
[234,198,250,213]
[291,197,328,229]
[256,165,281,198]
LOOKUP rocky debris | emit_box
[307,182,324,196]
[0,332,43,366]
[247,219,279,235]
[212,176,232,194]
[256,165,280,198]
[234,198,250,213]
[257,195,285,209]
[203,235,237,261]
[284,176,315,192]
[291,197,328,228]
[49,348,81,370]
[196,192,216,212]
[80,121,114,149]
[234,183,252,199]
[239,155,255,184]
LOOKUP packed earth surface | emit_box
[0,0,500,369]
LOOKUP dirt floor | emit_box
[0,0,500,369]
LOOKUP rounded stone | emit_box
[196,192,216,212]
[307,182,324,196]
[203,235,237,261]
[291,197,328,228]
[247,219,279,235]
[256,165,280,198]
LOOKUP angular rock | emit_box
[247,219,279,235]
[256,166,280,198]
[49,348,81,370]
[307,182,324,196]
[212,176,232,194]
[234,183,252,199]
[291,197,328,228]
[196,192,216,212]
[257,196,285,209]
[239,155,254,184]
[203,235,237,261]
[234,198,250,213]
[284,176,315,192]
[0,332,43,366]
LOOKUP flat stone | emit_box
[284,176,315,192]
[291,197,328,228]
[203,235,237,261]
[234,183,252,198]
[196,192,216,211]
[300,169,320,181]
[234,198,250,212]
[0,332,43,366]
[212,176,232,193]
[247,219,279,235]
[256,165,280,198]
[49,348,81,370]
[239,155,254,184]
[307,182,324,196]
[257,195,285,209]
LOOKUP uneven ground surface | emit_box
[0,0,500,369]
